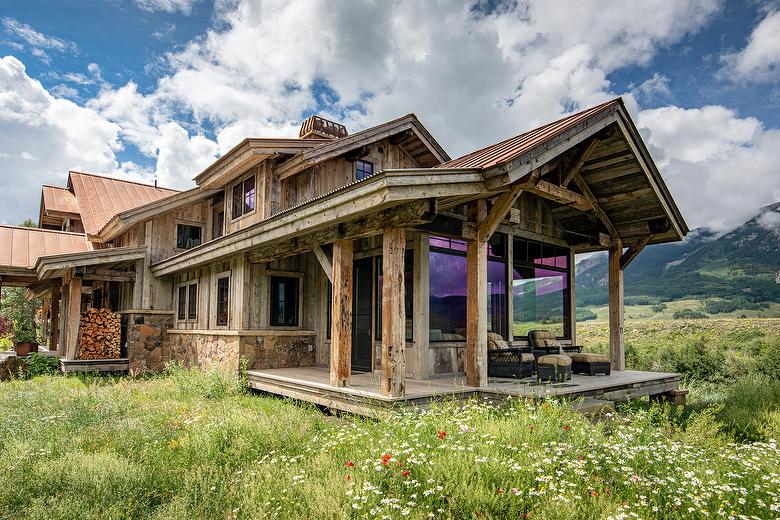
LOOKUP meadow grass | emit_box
[0,361,778,519]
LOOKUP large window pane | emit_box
[270,276,299,326]
[428,249,467,341]
[375,253,413,341]
[512,266,568,338]
[487,260,507,338]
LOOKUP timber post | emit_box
[466,200,488,387]
[608,237,625,371]
[330,239,353,387]
[64,274,82,361]
[380,228,406,397]
[49,284,60,353]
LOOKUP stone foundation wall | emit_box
[123,311,174,374]
[167,333,241,372]
[239,334,316,370]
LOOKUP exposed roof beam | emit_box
[517,171,592,212]
[561,138,600,188]
[477,185,524,243]
[620,234,653,270]
[312,244,333,283]
[571,171,619,237]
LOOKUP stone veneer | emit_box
[167,330,316,373]
[122,309,317,374]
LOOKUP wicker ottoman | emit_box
[536,354,572,382]
[569,352,611,376]
[488,349,534,379]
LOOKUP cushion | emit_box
[520,353,535,363]
[569,352,610,363]
[530,330,556,341]
[487,332,504,341]
[536,338,562,351]
[537,354,572,367]
[488,339,509,351]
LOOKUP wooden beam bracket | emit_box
[620,234,653,270]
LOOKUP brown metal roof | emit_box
[67,171,179,236]
[0,225,93,270]
[41,185,80,215]
[437,98,622,170]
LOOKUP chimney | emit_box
[299,115,348,140]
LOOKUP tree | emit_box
[1,287,41,344]
[19,219,36,228]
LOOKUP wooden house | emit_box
[0,98,688,411]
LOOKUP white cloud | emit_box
[50,83,79,99]
[638,105,780,232]
[722,10,780,83]
[633,73,672,102]
[134,0,200,15]
[155,122,218,187]
[1,17,77,63]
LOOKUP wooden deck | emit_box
[246,367,681,416]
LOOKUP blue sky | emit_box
[0,0,779,231]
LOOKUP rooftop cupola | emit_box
[299,115,348,139]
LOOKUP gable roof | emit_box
[41,185,80,215]
[275,114,450,180]
[67,171,180,237]
[438,99,620,170]
[0,225,93,271]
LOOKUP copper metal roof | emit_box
[68,171,179,236]
[41,185,80,215]
[437,98,621,170]
[0,225,93,270]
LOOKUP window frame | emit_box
[267,270,304,330]
[230,173,257,221]
[214,272,231,328]
[211,192,225,240]
[175,279,199,324]
[511,237,571,341]
[174,220,205,251]
[354,159,375,181]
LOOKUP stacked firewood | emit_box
[79,308,121,359]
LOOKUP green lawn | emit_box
[0,320,779,519]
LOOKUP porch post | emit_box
[608,237,625,371]
[329,239,353,387]
[50,284,60,353]
[64,275,82,360]
[466,200,488,387]
[381,228,406,397]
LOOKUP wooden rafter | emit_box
[312,244,333,283]
[571,172,619,237]
[561,138,600,188]
[620,234,653,270]
[524,180,591,212]
[477,185,524,243]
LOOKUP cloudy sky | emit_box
[1,0,779,232]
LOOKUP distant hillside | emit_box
[576,202,780,311]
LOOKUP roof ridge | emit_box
[68,170,181,192]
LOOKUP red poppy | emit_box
[344,475,351,480]
[345,461,354,467]
[563,425,570,431]
[590,490,598,497]
[402,470,410,477]
[381,453,392,466]
[437,430,447,440]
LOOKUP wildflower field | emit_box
[0,319,779,519]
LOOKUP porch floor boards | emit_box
[60,358,129,373]
[246,367,681,416]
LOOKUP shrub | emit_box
[650,303,667,313]
[673,308,708,319]
[575,307,597,322]
[24,352,58,377]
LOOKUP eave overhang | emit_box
[35,246,147,280]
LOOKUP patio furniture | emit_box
[536,354,572,382]
[528,330,581,358]
[487,348,535,378]
[569,352,611,376]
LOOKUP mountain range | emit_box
[576,202,780,309]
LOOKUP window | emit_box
[216,276,230,327]
[176,224,203,250]
[212,193,224,239]
[428,234,507,341]
[232,175,256,220]
[355,160,374,181]
[375,252,414,341]
[177,281,198,322]
[512,238,570,339]
[270,276,299,327]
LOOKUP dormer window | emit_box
[231,174,255,220]
[355,160,374,181]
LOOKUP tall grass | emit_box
[0,369,778,519]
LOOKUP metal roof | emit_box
[41,185,80,215]
[67,171,179,236]
[0,225,93,270]
[437,98,621,170]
